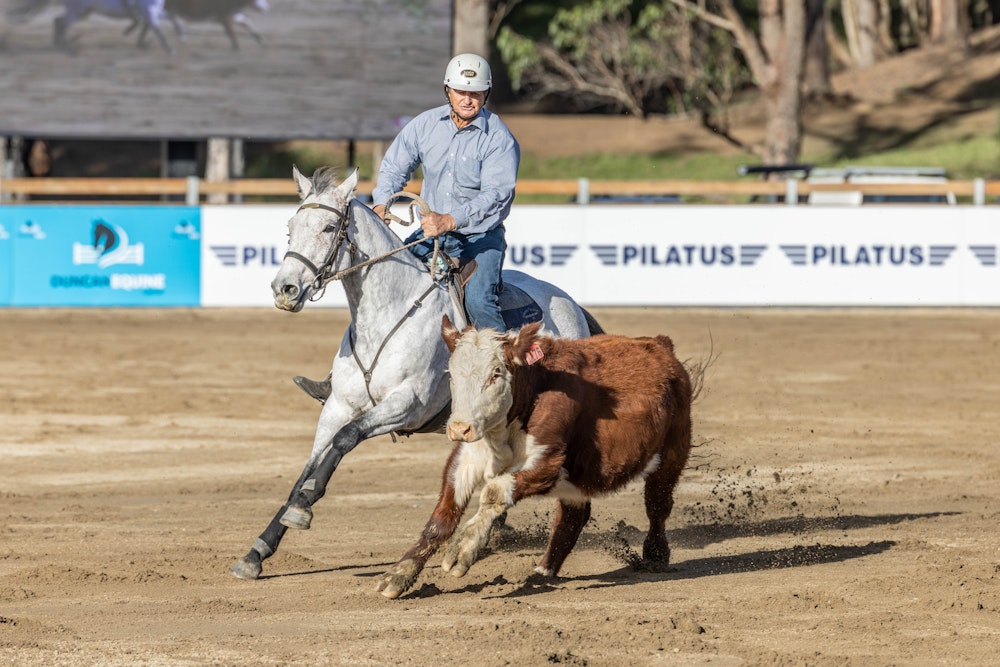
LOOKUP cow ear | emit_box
[441,314,461,352]
[508,321,543,366]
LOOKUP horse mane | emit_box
[311,167,340,196]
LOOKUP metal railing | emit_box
[1,176,998,205]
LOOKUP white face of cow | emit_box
[443,322,514,443]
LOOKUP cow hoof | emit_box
[375,560,420,599]
[230,556,262,580]
[642,537,670,564]
[279,503,313,530]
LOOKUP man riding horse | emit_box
[295,52,519,403]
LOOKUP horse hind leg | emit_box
[535,499,591,577]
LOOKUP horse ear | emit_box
[338,168,359,197]
[441,315,461,353]
[292,164,312,200]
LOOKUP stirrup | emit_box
[293,374,332,405]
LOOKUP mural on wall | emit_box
[0,0,451,139]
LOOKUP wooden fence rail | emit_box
[1,177,999,205]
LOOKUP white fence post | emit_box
[785,179,798,206]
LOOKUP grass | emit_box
[244,115,1000,196]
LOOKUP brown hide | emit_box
[503,324,692,499]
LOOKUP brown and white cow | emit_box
[375,315,692,599]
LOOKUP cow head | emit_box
[442,315,543,442]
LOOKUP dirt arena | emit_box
[1,306,998,665]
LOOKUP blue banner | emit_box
[0,216,11,305]
[2,206,201,306]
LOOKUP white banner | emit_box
[202,205,1000,307]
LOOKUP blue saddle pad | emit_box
[499,283,543,329]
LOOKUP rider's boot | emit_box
[293,373,332,405]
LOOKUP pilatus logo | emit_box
[211,245,283,267]
[779,244,955,266]
[73,220,144,268]
[589,244,759,267]
[460,68,477,78]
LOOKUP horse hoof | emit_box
[230,557,262,580]
[280,504,313,530]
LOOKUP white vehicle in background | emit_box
[738,164,957,205]
[805,166,957,205]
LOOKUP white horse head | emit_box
[272,165,362,312]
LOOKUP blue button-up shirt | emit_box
[371,104,520,235]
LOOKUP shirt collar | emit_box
[438,103,489,132]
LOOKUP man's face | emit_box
[446,87,487,123]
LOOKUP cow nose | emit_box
[447,422,476,442]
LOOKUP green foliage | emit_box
[496,0,749,118]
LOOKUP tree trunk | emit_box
[453,0,489,56]
[803,0,831,98]
[759,1,806,165]
[843,0,881,68]
[929,0,968,43]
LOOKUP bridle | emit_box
[283,194,443,302]
[283,200,358,301]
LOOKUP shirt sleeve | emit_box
[371,122,422,207]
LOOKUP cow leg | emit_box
[641,462,685,564]
[443,442,566,577]
[441,476,510,577]
[535,499,591,577]
[376,443,483,599]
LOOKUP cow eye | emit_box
[487,367,503,386]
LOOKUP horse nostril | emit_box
[283,284,299,298]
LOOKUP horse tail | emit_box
[6,0,52,23]
[581,307,605,336]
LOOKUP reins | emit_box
[284,190,448,442]
[290,193,442,289]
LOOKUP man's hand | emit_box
[421,212,457,238]
[372,204,389,223]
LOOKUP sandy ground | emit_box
[1,306,999,666]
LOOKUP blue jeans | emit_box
[405,225,507,331]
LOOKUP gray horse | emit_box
[230,166,601,580]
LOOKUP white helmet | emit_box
[443,53,492,92]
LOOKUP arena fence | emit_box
[1,177,999,205]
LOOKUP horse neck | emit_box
[339,201,432,321]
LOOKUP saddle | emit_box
[436,253,544,331]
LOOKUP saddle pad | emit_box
[499,283,544,329]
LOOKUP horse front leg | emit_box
[278,420,362,530]
[279,389,424,530]
[230,402,360,580]
[229,462,318,580]
[376,443,480,599]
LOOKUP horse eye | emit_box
[322,224,337,233]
